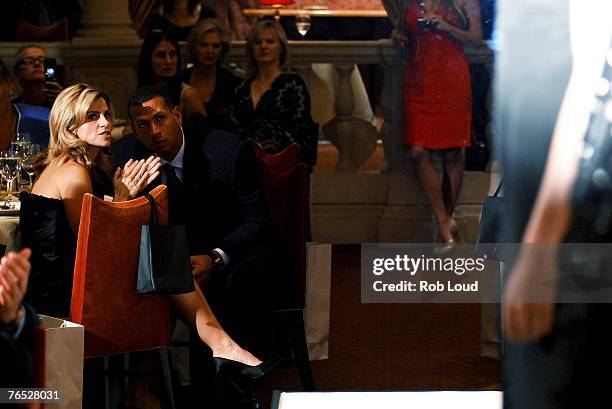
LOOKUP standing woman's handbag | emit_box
[137,193,195,294]
[475,179,506,260]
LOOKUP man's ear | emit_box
[173,106,182,126]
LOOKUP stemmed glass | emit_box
[13,133,32,158]
[0,151,22,202]
[295,13,311,40]
[10,134,32,193]
[22,144,40,192]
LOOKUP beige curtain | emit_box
[129,0,162,36]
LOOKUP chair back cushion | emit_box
[70,185,172,357]
[16,18,69,42]
[254,143,301,174]
[260,163,308,310]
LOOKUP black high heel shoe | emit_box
[213,356,282,380]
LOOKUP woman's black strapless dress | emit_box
[20,192,76,318]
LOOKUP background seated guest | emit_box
[231,20,319,168]
[137,30,204,119]
[0,59,18,151]
[121,86,289,354]
[0,58,51,151]
[12,45,64,109]
[0,248,37,389]
[21,84,159,318]
[147,0,217,41]
[183,18,242,132]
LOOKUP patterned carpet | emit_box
[256,245,501,402]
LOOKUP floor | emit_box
[254,245,501,406]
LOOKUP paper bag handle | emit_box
[143,193,159,225]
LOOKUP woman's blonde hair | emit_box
[45,83,114,173]
[245,20,289,78]
[186,18,231,64]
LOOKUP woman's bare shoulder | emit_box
[53,160,91,181]
[181,84,201,105]
[35,160,92,199]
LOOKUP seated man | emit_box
[116,86,289,355]
[0,248,38,389]
[0,57,50,149]
[12,44,63,109]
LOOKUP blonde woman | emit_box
[20,84,265,371]
[184,18,241,131]
[231,20,318,168]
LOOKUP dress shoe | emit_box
[213,356,283,380]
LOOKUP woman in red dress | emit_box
[398,0,482,243]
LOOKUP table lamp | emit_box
[259,0,295,21]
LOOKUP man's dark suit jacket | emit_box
[0,304,38,389]
[112,114,275,263]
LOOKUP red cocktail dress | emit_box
[402,1,472,149]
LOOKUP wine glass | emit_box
[22,144,41,192]
[295,13,311,40]
[0,151,22,202]
[10,138,31,193]
[11,133,32,178]
[13,133,32,157]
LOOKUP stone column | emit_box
[334,64,357,172]
[381,39,406,173]
[75,0,139,41]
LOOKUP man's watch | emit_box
[208,250,224,272]
[0,306,24,335]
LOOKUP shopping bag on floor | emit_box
[304,243,332,361]
[36,315,84,409]
[137,193,194,294]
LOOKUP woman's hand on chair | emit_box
[113,156,161,201]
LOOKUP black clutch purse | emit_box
[137,193,195,294]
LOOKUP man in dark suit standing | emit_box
[119,86,288,353]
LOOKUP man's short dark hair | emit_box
[127,86,177,122]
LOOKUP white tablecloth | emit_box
[0,215,20,253]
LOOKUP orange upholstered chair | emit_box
[16,18,69,42]
[257,155,315,391]
[70,184,172,358]
[68,185,177,408]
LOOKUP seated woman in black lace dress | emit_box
[231,20,319,168]
[20,84,262,369]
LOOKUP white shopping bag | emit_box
[304,243,332,361]
[37,315,84,409]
